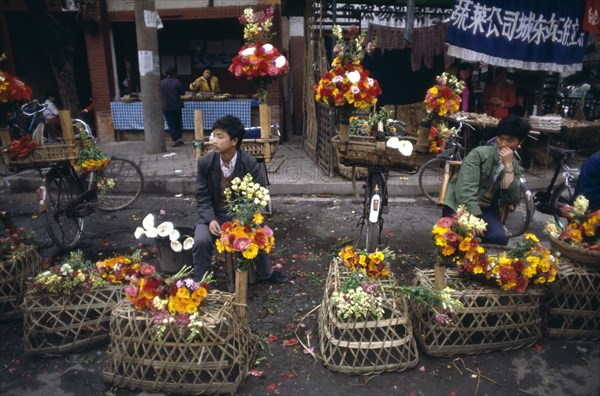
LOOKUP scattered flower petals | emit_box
[282,338,298,347]
[281,372,295,382]
[247,368,264,377]
[303,346,315,354]
[418,365,425,372]
[265,383,277,392]
[266,335,278,344]
[535,343,543,351]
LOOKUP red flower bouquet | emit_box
[0,71,32,103]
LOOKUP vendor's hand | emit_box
[209,220,221,236]
[499,146,514,167]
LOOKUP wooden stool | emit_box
[223,253,256,293]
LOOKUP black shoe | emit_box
[172,139,184,147]
[259,270,289,284]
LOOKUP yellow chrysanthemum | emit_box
[253,213,264,225]
[459,237,472,252]
[442,245,456,256]
[242,243,259,260]
[525,233,539,243]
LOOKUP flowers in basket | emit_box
[1,225,35,259]
[216,173,273,271]
[74,140,110,174]
[422,72,465,153]
[8,135,37,159]
[135,213,194,253]
[124,264,214,340]
[314,25,381,112]
[96,251,142,285]
[228,6,288,104]
[338,245,392,280]
[546,195,600,251]
[433,207,559,291]
[331,269,384,320]
[32,250,99,295]
[0,53,32,103]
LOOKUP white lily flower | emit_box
[346,70,361,84]
[183,237,194,250]
[170,240,183,252]
[142,214,155,230]
[241,46,255,56]
[398,140,413,157]
[134,227,146,239]
[386,137,401,149]
[157,222,174,237]
[275,55,286,68]
[169,229,180,242]
[262,43,274,52]
[145,228,159,238]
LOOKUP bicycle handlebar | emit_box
[21,100,46,117]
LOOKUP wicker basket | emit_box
[318,258,419,375]
[0,246,42,320]
[1,140,83,172]
[550,237,600,267]
[543,260,600,340]
[412,268,543,357]
[331,135,427,172]
[102,291,257,395]
[22,285,125,356]
[199,135,279,162]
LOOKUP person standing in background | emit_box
[160,65,186,147]
[458,62,474,113]
[574,151,600,211]
[189,67,221,94]
[42,90,60,128]
[483,68,516,119]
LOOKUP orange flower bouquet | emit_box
[546,195,600,251]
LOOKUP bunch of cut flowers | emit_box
[31,250,104,295]
[546,195,600,251]
[424,72,464,118]
[432,205,488,274]
[228,5,288,103]
[314,24,381,111]
[124,264,214,341]
[95,251,142,285]
[486,233,559,291]
[135,213,194,253]
[1,225,35,259]
[0,53,32,103]
[74,134,110,174]
[216,173,274,270]
[428,121,458,154]
[330,269,384,320]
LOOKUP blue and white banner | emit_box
[446,0,587,74]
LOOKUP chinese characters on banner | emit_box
[446,0,587,73]
[584,0,600,34]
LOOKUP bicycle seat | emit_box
[547,145,576,159]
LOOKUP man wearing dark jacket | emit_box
[160,65,186,147]
[193,115,287,283]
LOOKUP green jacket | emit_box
[444,145,522,216]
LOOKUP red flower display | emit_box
[0,71,32,103]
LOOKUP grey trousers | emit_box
[193,208,272,281]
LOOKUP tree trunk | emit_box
[25,0,81,117]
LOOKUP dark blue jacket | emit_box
[160,76,185,112]
[574,151,600,211]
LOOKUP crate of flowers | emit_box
[546,195,600,267]
[0,225,42,320]
[543,259,600,340]
[318,246,419,375]
[102,265,257,395]
[412,208,559,357]
[22,250,136,355]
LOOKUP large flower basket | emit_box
[0,246,42,320]
[412,268,543,356]
[102,291,258,395]
[318,258,419,375]
[549,236,600,268]
[331,135,427,172]
[22,285,125,356]
[543,260,600,340]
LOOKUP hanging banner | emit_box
[584,0,600,34]
[446,0,587,74]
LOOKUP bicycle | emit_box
[38,153,144,249]
[418,119,535,238]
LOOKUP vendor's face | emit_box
[212,128,237,154]
[203,69,212,79]
[459,69,471,80]
[496,134,521,152]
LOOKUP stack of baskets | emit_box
[22,285,125,355]
[102,291,257,394]
[412,268,543,356]
[318,258,419,374]
[0,246,42,320]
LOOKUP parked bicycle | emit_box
[39,154,144,249]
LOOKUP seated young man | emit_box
[443,114,530,245]
[193,115,287,283]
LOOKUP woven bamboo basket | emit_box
[412,268,543,357]
[199,136,279,162]
[331,135,427,172]
[102,291,258,395]
[0,140,83,172]
[22,285,125,356]
[0,246,42,320]
[318,258,419,375]
[549,237,600,267]
[543,260,600,340]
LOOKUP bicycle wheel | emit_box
[364,173,383,253]
[95,157,144,211]
[43,169,84,249]
[418,157,449,204]
[550,180,577,229]
[503,181,534,238]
